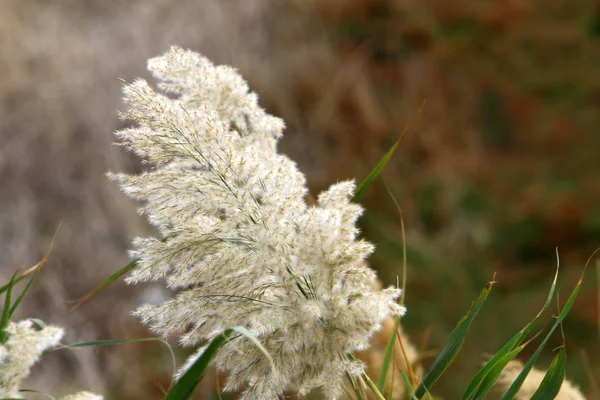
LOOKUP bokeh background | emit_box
[2,0,600,398]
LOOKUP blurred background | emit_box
[1,0,600,398]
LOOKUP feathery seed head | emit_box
[114,46,405,399]
[0,319,63,398]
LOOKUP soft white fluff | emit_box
[114,46,405,399]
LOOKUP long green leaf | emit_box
[463,255,561,399]
[502,272,583,399]
[165,326,273,400]
[530,348,566,400]
[165,330,232,400]
[70,259,137,310]
[414,277,495,398]
[352,101,424,201]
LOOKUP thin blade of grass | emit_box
[63,337,163,348]
[462,250,562,400]
[414,276,496,398]
[378,315,401,391]
[361,372,387,400]
[70,259,137,310]
[398,370,418,400]
[397,324,419,388]
[0,273,18,343]
[383,180,407,305]
[58,336,178,383]
[0,274,27,296]
[530,348,566,400]
[501,269,586,399]
[352,100,425,202]
[8,270,39,318]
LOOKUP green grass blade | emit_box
[463,253,561,399]
[0,273,18,343]
[501,272,584,399]
[399,370,418,400]
[165,329,234,400]
[9,269,39,318]
[462,333,522,400]
[352,101,424,201]
[378,315,401,391]
[414,277,495,398]
[63,337,163,348]
[165,326,271,400]
[0,274,27,296]
[70,259,138,310]
[529,348,566,400]
[470,344,526,400]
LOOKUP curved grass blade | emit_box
[530,348,566,400]
[414,276,496,398]
[463,251,562,400]
[352,101,425,202]
[70,259,137,310]
[501,270,585,399]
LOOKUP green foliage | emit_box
[530,348,567,400]
[165,327,273,400]
[0,270,39,344]
[414,277,495,398]
[462,263,560,399]
[378,316,402,392]
[501,269,584,399]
